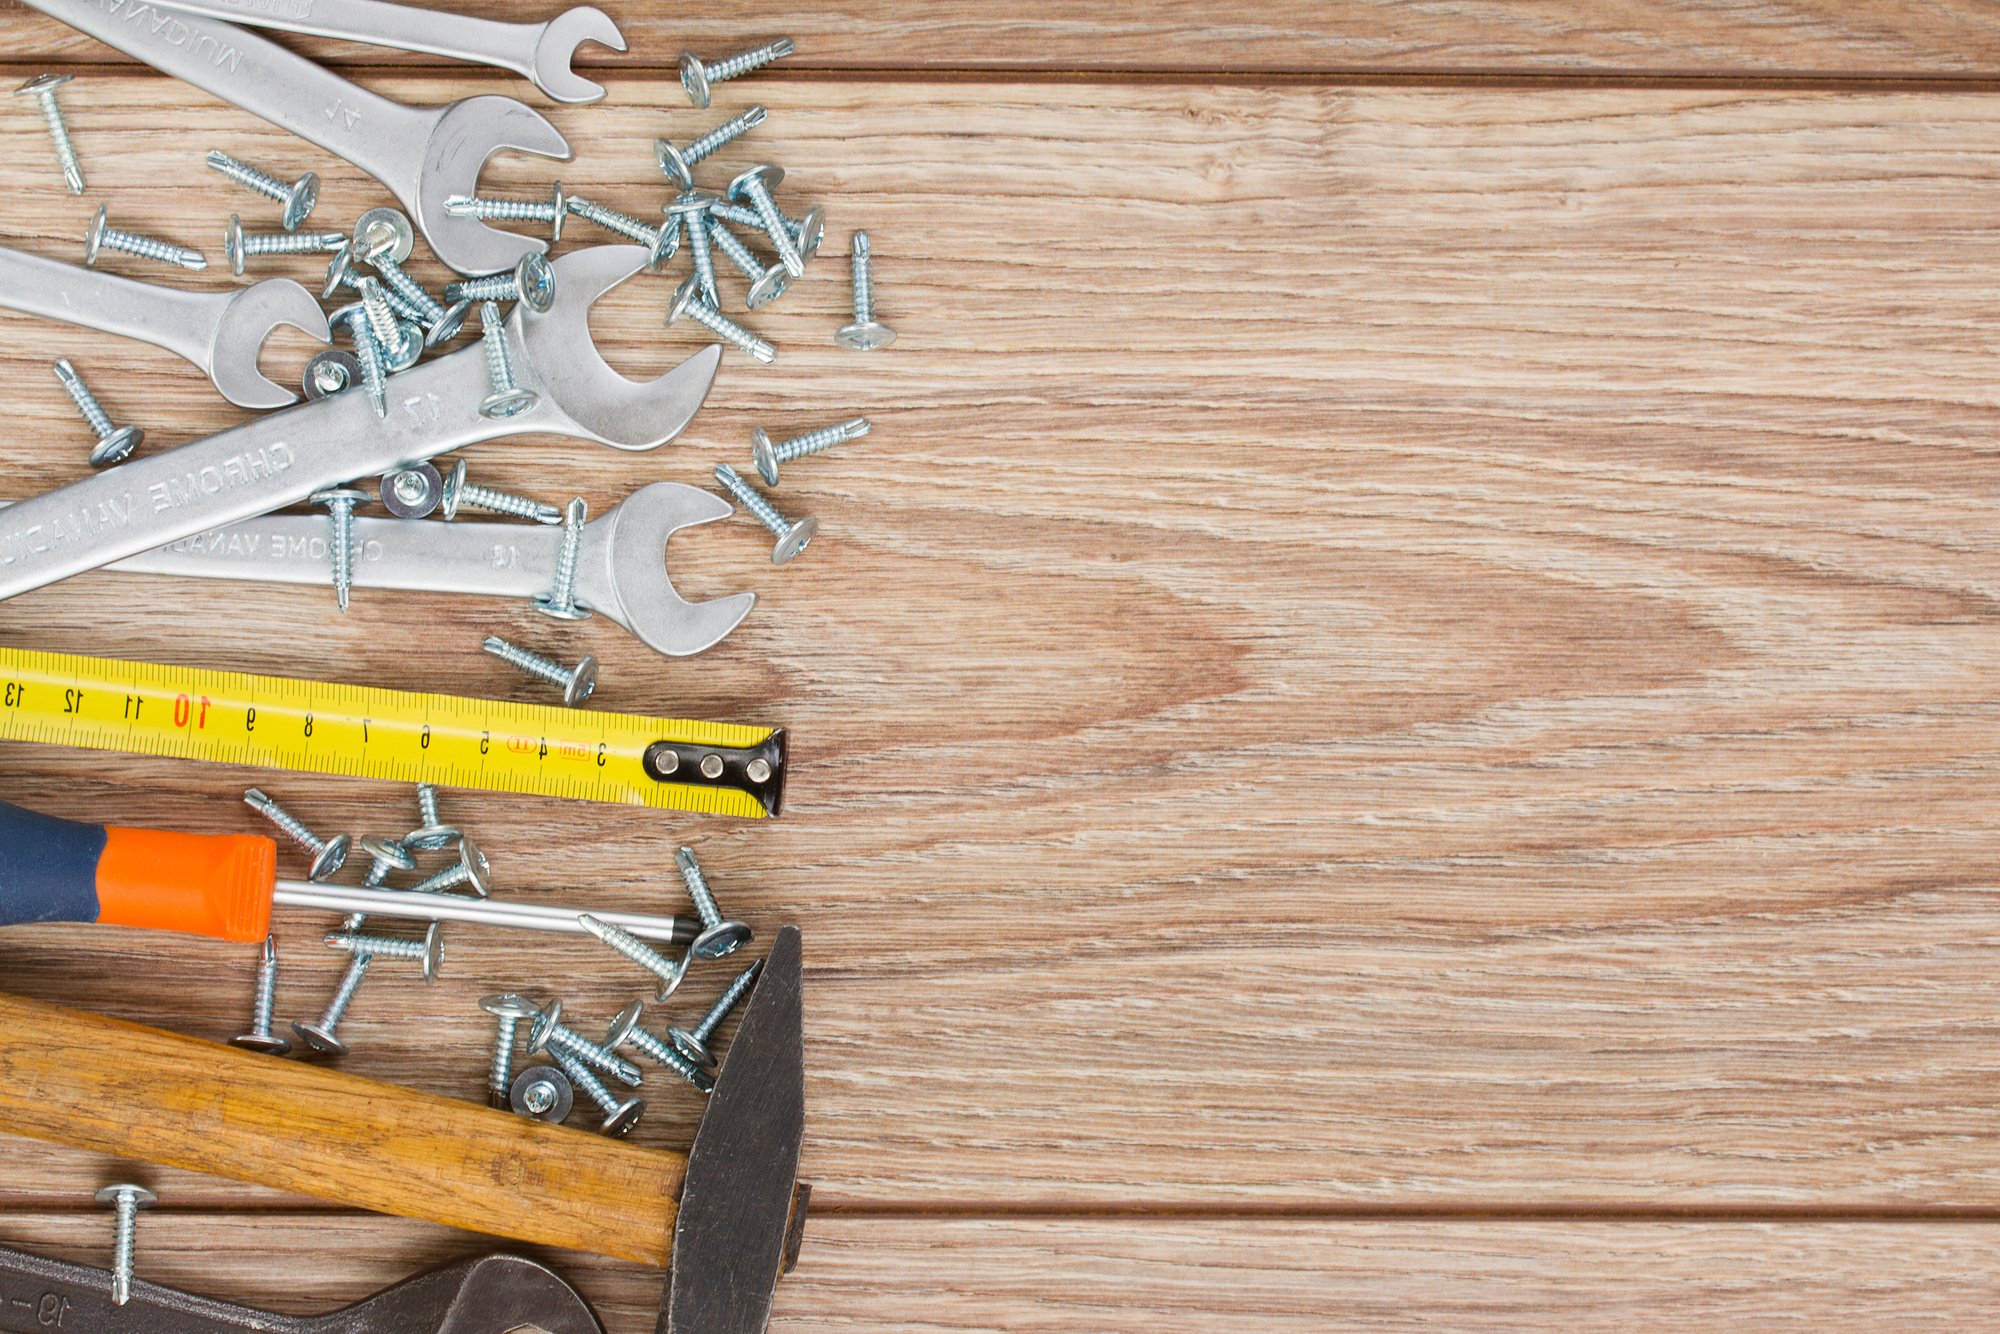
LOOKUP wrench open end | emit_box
[416,96,574,275]
[210,278,332,410]
[578,482,757,657]
[533,6,626,103]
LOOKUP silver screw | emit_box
[93,1184,155,1306]
[291,952,371,1058]
[207,150,318,231]
[606,1001,718,1094]
[323,923,444,981]
[837,231,895,350]
[380,465,443,519]
[331,304,389,418]
[704,211,791,309]
[476,300,539,420]
[578,912,689,1000]
[549,1048,645,1137]
[407,781,460,851]
[667,958,763,1069]
[84,206,205,271]
[243,787,351,881]
[727,164,806,278]
[369,253,469,346]
[357,275,404,353]
[680,198,722,308]
[406,835,494,898]
[675,845,754,960]
[483,635,599,707]
[310,487,369,612]
[679,38,795,108]
[445,182,570,243]
[509,1064,574,1122]
[224,216,349,275]
[439,458,562,525]
[529,999,644,1087]
[52,358,143,468]
[752,416,870,486]
[667,277,776,364]
[713,463,817,566]
[444,252,557,314]
[480,993,541,1108]
[564,195,677,269]
[532,496,589,619]
[230,934,291,1055]
[655,105,767,187]
[17,74,83,194]
[709,199,820,256]
[357,834,417,886]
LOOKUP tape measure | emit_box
[0,647,784,817]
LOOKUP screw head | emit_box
[424,297,472,347]
[322,245,358,300]
[281,172,320,232]
[667,1024,717,1069]
[604,999,646,1051]
[436,457,468,521]
[229,1032,292,1056]
[479,385,541,420]
[306,832,353,883]
[746,263,791,311]
[727,163,785,204]
[793,205,826,262]
[94,1184,157,1209]
[88,426,143,469]
[356,832,418,872]
[750,427,782,486]
[665,274,704,326]
[353,207,414,265]
[415,923,445,981]
[16,73,73,97]
[455,835,494,897]
[509,1064,574,1121]
[290,1020,348,1059]
[82,205,107,266]
[692,918,754,962]
[527,998,564,1053]
[532,593,593,622]
[678,51,712,108]
[562,655,599,707]
[516,252,557,314]
[835,320,896,352]
[481,991,543,1021]
[224,213,247,275]
[303,349,361,400]
[646,223,680,272]
[771,514,818,566]
[378,464,443,519]
[654,138,694,189]
[549,181,570,242]
[666,190,721,219]
[599,1095,646,1138]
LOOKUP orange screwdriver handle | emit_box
[0,799,275,941]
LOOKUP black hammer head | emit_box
[662,924,807,1334]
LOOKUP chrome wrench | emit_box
[20,0,570,275]
[155,0,626,104]
[0,247,720,601]
[80,482,758,657]
[0,243,328,409]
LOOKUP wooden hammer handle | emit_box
[0,991,682,1265]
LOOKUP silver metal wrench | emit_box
[0,247,720,601]
[20,0,570,275]
[0,243,328,409]
[155,0,626,103]
[81,482,758,657]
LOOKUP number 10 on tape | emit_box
[0,647,786,816]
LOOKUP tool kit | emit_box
[0,1,889,1326]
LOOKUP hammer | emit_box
[0,924,809,1333]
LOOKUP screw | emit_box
[84,206,205,271]
[444,252,558,314]
[330,303,388,418]
[709,200,822,260]
[727,164,806,278]
[229,934,291,1056]
[667,958,763,1069]
[528,999,644,1087]
[550,1048,646,1137]
[578,912,688,1000]
[446,182,570,243]
[406,835,494,898]
[655,105,767,187]
[243,787,351,881]
[406,781,460,851]
[704,211,791,309]
[606,1001,718,1094]
[438,458,562,524]
[207,150,318,231]
[352,206,414,265]
[753,416,870,486]
[303,349,362,402]
[355,835,416,893]
[357,275,404,353]
[509,1063,574,1122]
[480,993,541,1108]
[368,253,469,346]
[310,487,369,612]
[52,358,143,468]
[483,635,598,707]
[675,846,754,960]
[379,464,443,519]
[564,195,677,269]
[290,952,371,1058]
[93,1184,155,1305]
[713,463,817,566]
[475,300,539,420]
[679,38,795,108]
[837,231,895,350]
[667,277,776,364]
[323,923,444,981]
[530,496,590,620]
[224,215,349,275]
[17,74,83,194]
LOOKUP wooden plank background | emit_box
[3,2,2000,1328]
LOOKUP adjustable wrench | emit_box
[21,0,570,275]
[0,247,720,601]
[155,0,626,104]
[0,244,328,409]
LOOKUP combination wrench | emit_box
[0,244,328,409]
[154,0,626,104]
[21,0,570,275]
[0,247,720,601]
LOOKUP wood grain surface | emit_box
[1,1,1999,1329]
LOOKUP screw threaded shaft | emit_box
[250,935,282,1038]
[458,482,560,523]
[709,200,802,236]
[244,229,347,255]
[342,311,389,417]
[686,213,720,307]
[579,913,684,986]
[706,215,763,281]
[488,1013,521,1103]
[316,493,360,612]
[243,788,327,854]
[542,1018,640,1084]
[52,359,114,438]
[323,930,428,961]
[545,497,587,610]
[740,178,805,276]
[373,256,448,324]
[416,783,442,829]
[482,635,572,690]
[447,272,524,302]
[446,193,562,223]
[551,1048,621,1114]
[675,295,776,362]
[622,1022,714,1091]
[101,222,204,270]
[851,231,875,324]
[707,38,795,84]
[694,959,764,1042]
[109,1194,138,1295]
[206,150,287,202]
[407,860,476,895]
[357,277,401,350]
[777,417,871,465]
[318,952,372,1031]
[681,106,767,170]
[675,846,724,928]
[478,301,520,398]
[567,196,657,245]
[713,464,791,540]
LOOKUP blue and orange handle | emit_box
[0,799,275,941]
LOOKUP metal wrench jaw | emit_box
[532,6,627,103]
[513,245,723,449]
[574,482,756,657]
[414,97,573,276]
[210,278,334,409]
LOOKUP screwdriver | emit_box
[0,799,695,945]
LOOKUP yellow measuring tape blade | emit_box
[0,647,783,816]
